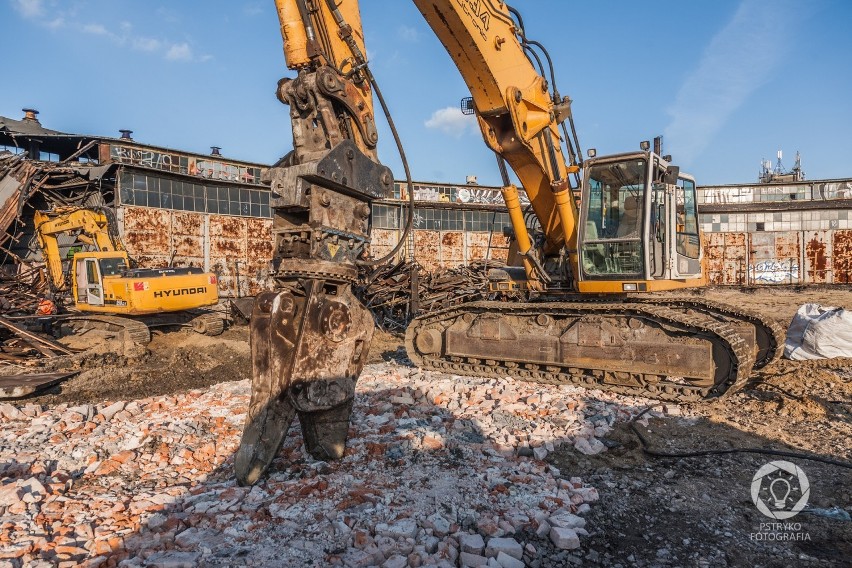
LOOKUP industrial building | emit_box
[2,110,851,294]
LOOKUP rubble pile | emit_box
[0,360,670,567]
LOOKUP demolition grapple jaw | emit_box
[235,275,373,486]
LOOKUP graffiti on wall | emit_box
[748,260,800,284]
[700,186,754,204]
[109,144,264,186]
[816,182,852,200]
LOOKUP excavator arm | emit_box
[34,207,125,292]
[413,1,580,269]
[236,0,582,484]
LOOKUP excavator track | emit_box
[187,313,225,336]
[66,315,151,344]
[406,301,756,403]
[548,295,785,370]
[638,297,784,369]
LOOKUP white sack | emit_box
[784,303,852,360]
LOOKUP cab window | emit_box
[582,158,646,277]
[99,257,129,277]
[676,178,699,258]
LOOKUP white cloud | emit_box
[133,36,162,52]
[12,0,44,18]
[244,3,263,17]
[43,16,64,29]
[424,106,477,138]
[664,0,796,167]
[82,23,108,36]
[155,7,179,23]
[10,3,211,64]
[397,25,419,43]
[165,42,193,61]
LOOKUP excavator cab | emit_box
[72,251,131,306]
[577,150,704,292]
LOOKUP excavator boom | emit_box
[34,207,124,292]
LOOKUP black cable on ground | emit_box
[630,406,852,470]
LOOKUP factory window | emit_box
[118,171,271,218]
[372,204,401,229]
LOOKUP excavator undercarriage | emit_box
[406,297,784,403]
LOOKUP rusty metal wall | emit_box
[702,229,852,285]
[119,206,272,297]
[372,228,509,271]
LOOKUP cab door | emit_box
[648,183,667,278]
[80,258,105,306]
[671,177,702,278]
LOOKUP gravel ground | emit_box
[0,286,849,567]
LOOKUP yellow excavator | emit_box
[234,0,783,484]
[34,206,224,342]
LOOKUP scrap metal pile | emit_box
[0,152,111,368]
[357,259,508,333]
[1,150,111,262]
[0,267,72,366]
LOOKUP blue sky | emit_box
[2,0,850,186]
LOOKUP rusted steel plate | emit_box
[130,254,170,268]
[703,232,746,285]
[723,232,746,255]
[805,230,831,284]
[370,228,400,258]
[122,208,172,256]
[210,236,245,257]
[774,231,800,259]
[466,232,509,263]
[440,231,465,266]
[705,232,726,248]
[833,229,852,283]
[173,236,202,258]
[172,211,203,237]
[413,230,441,270]
[0,371,79,399]
[209,215,247,239]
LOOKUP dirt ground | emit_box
[547,286,852,567]
[3,285,851,566]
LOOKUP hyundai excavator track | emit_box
[64,315,152,344]
[406,300,772,403]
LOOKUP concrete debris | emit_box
[0,360,672,566]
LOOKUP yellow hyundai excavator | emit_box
[234,0,783,484]
[34,206,224,342]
